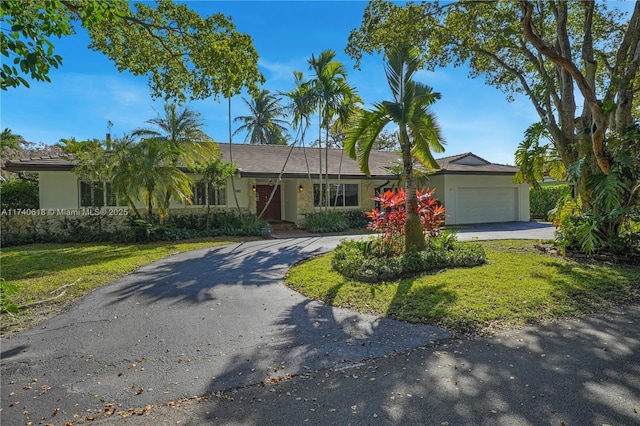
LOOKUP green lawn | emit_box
[0,237,244,332]
[285,240,640,334]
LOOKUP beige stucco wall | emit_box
[39,171,80,210]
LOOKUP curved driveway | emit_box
[1,223,554,425]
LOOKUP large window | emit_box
[80,181,121,207]
[313,183,359,207]
[191,182,226,206]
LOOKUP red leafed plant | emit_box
[366,188,446,254]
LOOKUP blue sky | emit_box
[2,0,621,165]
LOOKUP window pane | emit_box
[330,183,343,207]
[211,184,226,206]
[192,182,206,205]
[313,184,323,207]
[80,181,92,207]
[344,184,358,206]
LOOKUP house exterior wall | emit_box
[283,180,297,222]
[441,174,530,225]
[39,171,80,210]
[427,174,446,206]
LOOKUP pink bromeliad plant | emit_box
[366,188,446,255]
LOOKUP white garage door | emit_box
[456,187,517,224]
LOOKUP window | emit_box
[191,182,226,206]
[313,183,359,207]
[80,181,121,207]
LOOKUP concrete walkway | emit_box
[5,221,634,426]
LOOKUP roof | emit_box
[434,152,519,175]
[218,144,401,179]
[3,145,519,177]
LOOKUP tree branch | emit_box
[520,0,610,174]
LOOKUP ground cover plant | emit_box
[0,237,242,334]
[330,188,485,281]
[286,240,640,335]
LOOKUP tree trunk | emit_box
[521,0,611,174]
[227,97,242,213]
[400,127,425,252]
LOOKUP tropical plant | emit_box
[513,122,566,190]
[367,188,446,256]
[283,72,317,190]
[0,128,24,150]
[194,155,236,228]
[307,50,361,209]
[234,89,289,145]
[345,45,445,252]
[133,103,213,168]
[111,137,193,224]
[133,103,215,216]
[346,0,640,255]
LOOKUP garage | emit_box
[433,153,530,225]
[456,187,518,224]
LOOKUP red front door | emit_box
[256,185,281,221]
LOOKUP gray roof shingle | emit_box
[3,144,518,177]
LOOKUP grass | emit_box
[0,237,247,333]
[285,240,640,335]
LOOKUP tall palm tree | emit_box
[282,71,316,188]
[133,103,213,215]
[233,89,288,145]
[307,50,361,209]
[345,45,445,252]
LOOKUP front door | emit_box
[256,185,281,221]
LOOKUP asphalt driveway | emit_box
[2,235,444,425]
[1,222,571,425]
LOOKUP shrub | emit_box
[303,211,349,233]
[342,209,368,229]
[529,185,572,220]
[367,188,446,256]
[1,179,39,209]
[332,234,486,282]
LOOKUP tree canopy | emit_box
[1,0,263,99]
[346,1,640,181]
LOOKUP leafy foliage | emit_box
[347,1,640,255]
[0,278,19,315]
[367,188,446,256]
[529,185,572,220]
[234,90,289,145]
[331,236,485,283]
[345,44,445,252]
[552,125,640,256]
[2,1,263,99]
[303,211,349,233]
[514,122,566,189]
[0,179,39,209]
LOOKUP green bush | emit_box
[529,185,572,220]
[1,179,39,210]
[332,234,486,282]
[342,210,368,229]
[302,210,368,233]
[303,211,349,233]
[0,212,268,247]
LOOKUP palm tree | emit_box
[307,50,361,209]
[233,89,288,145]
[112,137,193,224]
[133,103,213,215]
[345,45,445,252]
[282,71,316,189]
